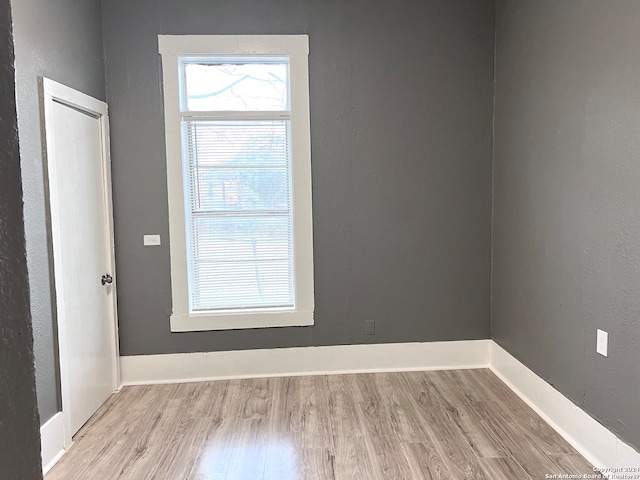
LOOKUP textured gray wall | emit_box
[101,0,495,356]
[0,0,43,477]
[11,0,106,425]
[493,0,640,452]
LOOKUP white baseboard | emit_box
[490,341,640,476]
[120,339,491,386]
[40,412,65,475]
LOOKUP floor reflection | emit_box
[193,432,301,479]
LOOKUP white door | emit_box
[42,78,119,446]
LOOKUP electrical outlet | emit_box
[365,320,375,335]
[596,329,608,357]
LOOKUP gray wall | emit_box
[0,0,43,477]
[101,0,495,356]
[493,0,640,452]
[11,0,106,425]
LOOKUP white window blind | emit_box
[180,58,296,313]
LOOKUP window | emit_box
[159,35,314,331]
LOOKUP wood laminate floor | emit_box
[46,369,597,480]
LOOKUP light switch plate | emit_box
[596,329,608,357]
[143,234,161,246]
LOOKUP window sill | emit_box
[170,310,314,332]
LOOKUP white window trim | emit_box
[159,35,314,332]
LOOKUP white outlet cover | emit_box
[143,234,161,246]
[596,329,608,357]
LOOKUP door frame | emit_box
[41,77,120,448]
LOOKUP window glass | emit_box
[183,61,289,111]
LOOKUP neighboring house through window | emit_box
[159,35,314,331]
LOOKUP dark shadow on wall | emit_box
[0,0,43,478]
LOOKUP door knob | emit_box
[101,274,113,285]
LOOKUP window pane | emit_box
[184,61,289,111]
[190,216,294,311]
[184,121,291,211]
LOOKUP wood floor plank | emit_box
[474,400,562,478]
[479,457,532,480]
[326,373,352,392]
[220,379,248,419]
[374,373,432,443]
[241,377,274,419]
[187,419,238,478]
[184,380,229,420]
[224,418,269,480]
[550,453,598,477]
[270,376,300,432]
[362,433,415,480]
[189,474,226,480]
[414,404,492,480]
[353,373,384,404]
[297,375,333,449]
[262,430,304,480]
[142,418,211,480]
[444,403,509,459]
[454,369,498,403]
[328,389,364,439]
[264,442,337,480]
[299,447,337,480]
[357,400,396,439]
[332,433,379,480]
[400,371,450,407]
[432,370,483,406]
[401,442,454,480]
